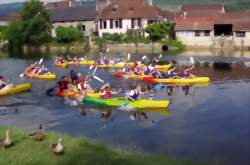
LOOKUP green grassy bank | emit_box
[0,127,204,165]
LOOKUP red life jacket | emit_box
[101,89,112,99]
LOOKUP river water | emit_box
[0,52,249,165]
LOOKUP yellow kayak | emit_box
[0,83,32,95]
[55,63,67,68]
[54,89,100,98]
[25,73,56,79]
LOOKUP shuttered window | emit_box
[138,18,142,28]
[119,19,122,29]
[100,20,102,29]
[110,19,113,29]
[131,18,134,29]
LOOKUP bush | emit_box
[102,33,123,43]
[163,39,186,51]
[145,22,175,41]
[56,26,84,43]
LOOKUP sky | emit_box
[0,0,60,5]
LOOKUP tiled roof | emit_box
[181,3,224,12]
[175,18,214,31]
[49,5,98,22]
[0,12,20,21]
[97,0,161,20]
[233,23,250,31]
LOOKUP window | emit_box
[204,30,210,36]
[115,20,119,28]
[119,19,122,29]
[195,31,200,37]
[82,25,85,31]
[103,20,107,29]
[236,31,245,37]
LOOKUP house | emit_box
[45,0,78,9]
[0,12,20,26]
[50,5,98,37]
[96,0,166,37]
[174,3,250,48]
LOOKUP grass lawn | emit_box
[0,127,204,165]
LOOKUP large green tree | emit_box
[56,26,83,43]
[6,0,51,47]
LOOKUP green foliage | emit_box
[0,127,203,165]
[145,23,175,41]
[102,33,123,43]
[56,26,84,43]
[0,26,7,41]
[5,0,51,47]
[163,39,186,51]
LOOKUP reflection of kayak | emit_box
[82,97,170,108]
[25,73,56,79]
[0,83,32,96]
[143,77,210,84]
[138,108,169,116]
[54,89,100,98]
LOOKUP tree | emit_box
[55,26,84,43]
[145,22,175,41]
[6,0,52,47]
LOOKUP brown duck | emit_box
[50,138,64,155]
[29,124,46,141]
[1,130,12,150]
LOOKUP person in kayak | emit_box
[164,66,177,78]
[77,78,88,96]
[0,77,7,90]
[152,70,162,78]
[127,85,142,101]
[100,83,112,99]
[179,65,195,78]
[57,76,69,92]
[123,64,131,73]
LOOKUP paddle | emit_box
[127,53,131,61]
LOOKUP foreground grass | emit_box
[0,127,203,165]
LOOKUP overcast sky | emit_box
[0,0,60,4]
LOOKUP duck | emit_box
[0,130,13,150]
[50,138,64,155]
[29,124,46,141]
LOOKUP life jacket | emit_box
[58,81,68,91]
[129,90,139,100]
[101,89,112,99]
[0,83,6,90]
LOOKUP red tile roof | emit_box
[97,0,161,20]
[181,3,224,12]
[233,23,250,31]
[175,20,213,31]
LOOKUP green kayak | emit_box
[82,97,170,108]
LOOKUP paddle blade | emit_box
[190,57,195,64]
[114,72,124,78]
[89,65,94,70]
[153,83,164,91]
[142,55,147,60]
[158,54,163,59]
[127,53,131,61]
[93,76,105,83]
[106,48,110,53]
[38,58,44,65]
[19,74,24,78]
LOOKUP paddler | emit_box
[0,76,7,90]
[77,78,88,96]
[180,65,195,78]
[164,66,177,78]
[127,85,142,101]
[100,83,112,99]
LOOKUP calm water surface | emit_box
[0,54,249,165]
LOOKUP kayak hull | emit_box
[25,73,57,79]
[0,83,32,95]
[82,97,170,108]
[143,77,210,84]
[55,63,67,68]
[54,89,100,98]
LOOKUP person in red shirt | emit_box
[100,83,112,99]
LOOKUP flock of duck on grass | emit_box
[0,125,64,155]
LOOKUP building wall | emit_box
[176,31,213,46]
[52,20,96,37]
[233,31,250,47]
[98,18,149,37]
[0,21,9,26]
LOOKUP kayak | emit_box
[25,73,57,79]
[54,89,100,98]
[143,77,210,84]
[0,83,32,96]
[114,72,151,79]
[55,63,67,68]
[82,97,170,108]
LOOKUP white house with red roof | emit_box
[96,0,169,37]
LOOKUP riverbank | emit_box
[0,127,202,165]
